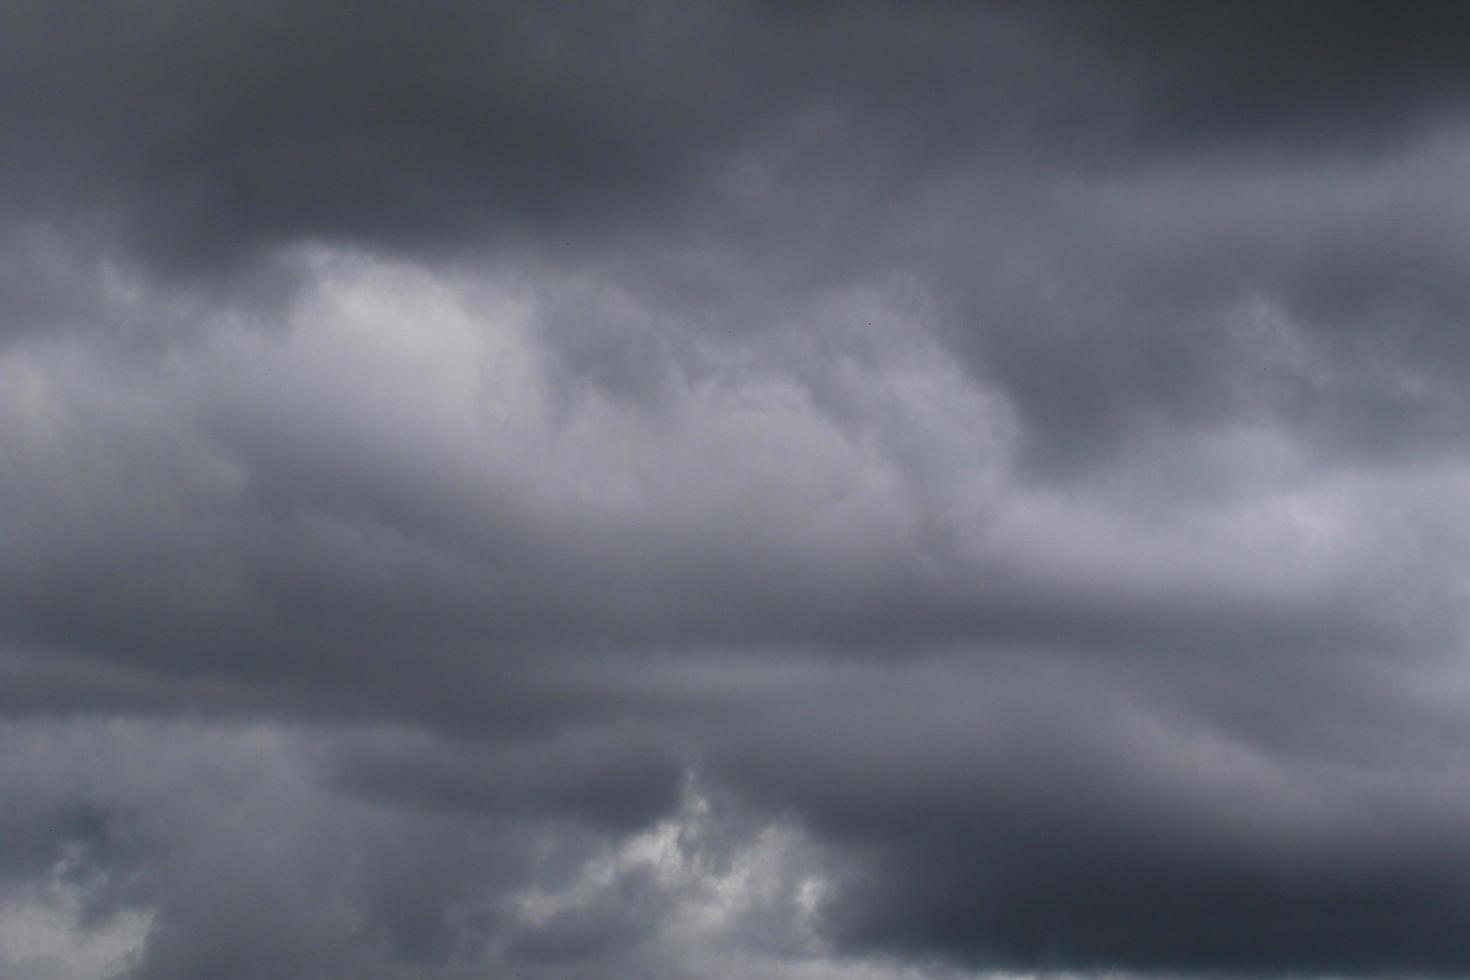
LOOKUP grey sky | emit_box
[5,3,1470,977]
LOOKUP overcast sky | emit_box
[6,3,1470,978]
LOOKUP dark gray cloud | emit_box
[0,0,1100,276]
[712,658,1470,974]
[5,3,1470,979]
[1073,1,1470,151]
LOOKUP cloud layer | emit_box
[6,3,1470,977]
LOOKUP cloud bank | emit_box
[5,2,1470,977]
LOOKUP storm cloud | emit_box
[5,2,1470,978]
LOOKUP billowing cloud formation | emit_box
[5,3,1470,978]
